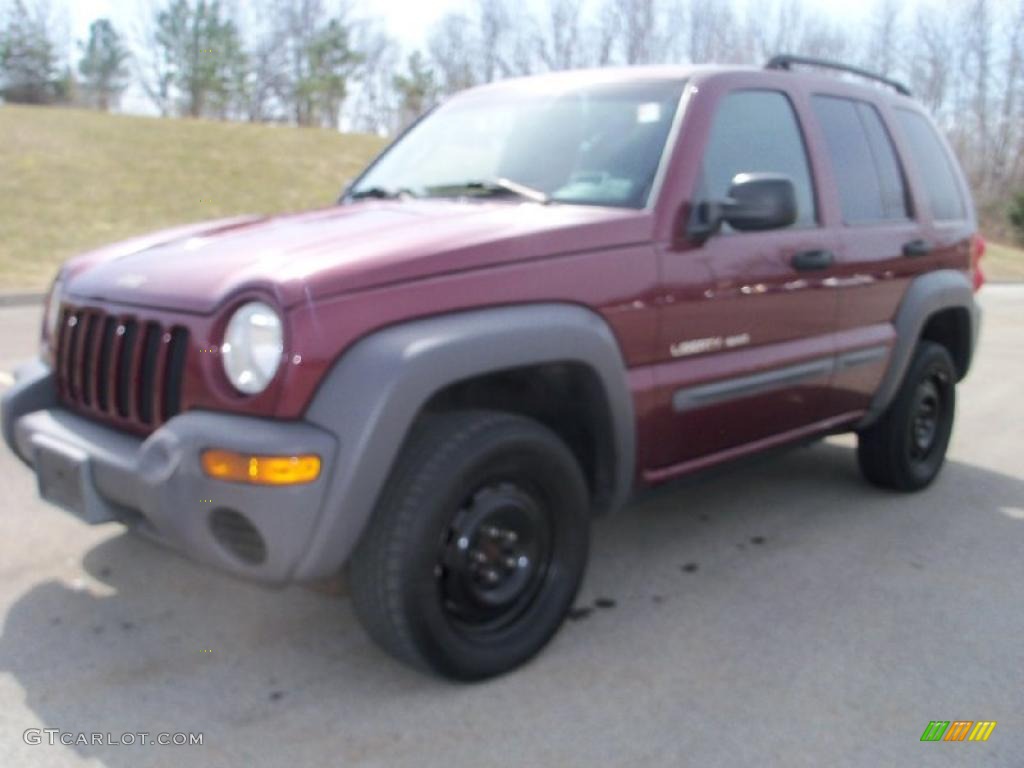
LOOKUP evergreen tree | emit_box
[1010,190,1024,246]
[78,18,130,111]
[0,0,63,104]
[153,0,247,118]
[393,51,437,130]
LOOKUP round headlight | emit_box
[221,301,283,395]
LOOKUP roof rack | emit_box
[765,54,912,97]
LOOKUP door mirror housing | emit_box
[688,173,798,243]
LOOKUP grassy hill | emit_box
[0,105,387,291]
[985,241,1024,281]
[0,104,1021,291]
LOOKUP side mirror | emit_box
[689,173,798,242]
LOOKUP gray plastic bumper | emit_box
[2,361,338,584]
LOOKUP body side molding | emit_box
[295,303,635,581]
[671,345,891,412]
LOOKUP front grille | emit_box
[55,306,189,432]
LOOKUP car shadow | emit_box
[1,438,1021,766]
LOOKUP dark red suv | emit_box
[2,55,983,679]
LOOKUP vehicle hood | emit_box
[63,201,651,314]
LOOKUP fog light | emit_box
[201,450,321,485]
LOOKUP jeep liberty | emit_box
[1,55,983,679]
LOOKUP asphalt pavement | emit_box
[0,287,1022,767]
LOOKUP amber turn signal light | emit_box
[201,449,321,485]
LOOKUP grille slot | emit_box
[80,312,100,406]
[95,316,116,412]
[54,304,189,433]
[163,328,189,422]
[137,323,162,424]
[115,320,138,419]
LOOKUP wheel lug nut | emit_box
[502,530,518,545]
[484,568,500,584]
[504,556,518,569]
[483,525,500,539]
[470,549,487,564]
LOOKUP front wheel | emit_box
[857,341,957,491]
[349,410,590,680]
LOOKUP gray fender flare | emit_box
[858,269,980,428]
[293,303,635,581]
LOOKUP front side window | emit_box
[350,80,686,209]
[696,90,817,230]
[812,95,909,224]
[894,109,966,221]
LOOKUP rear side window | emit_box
[698,90,816,228]
[812,96,908,223]
[894,109,966,221]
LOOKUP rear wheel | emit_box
[349,409,589,680]
[857,341,956,491]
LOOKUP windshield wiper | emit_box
[427,178,551,204]
[347,186,417,201]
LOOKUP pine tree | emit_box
[78,18,130,111]
[0,0,63,104]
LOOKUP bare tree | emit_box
[478,0,510,82]
[132,0,176,116]
[427,12,479,95]
[686,0,735,64]
[600,0,664,65]
[1008,1,1024,187]
[909,10,954,117]
[959,0,993,193]
[593,0,620,65]
[535,0,587,71]
[866,0,901,78]
[990,1,1023,192]
[346,18,399,133]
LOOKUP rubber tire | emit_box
[349,409,590,681]
[857,341,957,492]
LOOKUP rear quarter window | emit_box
[893,109,967,221]
[811,95,909,224]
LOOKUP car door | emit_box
[807,93,925,418]
[648,84,841,474]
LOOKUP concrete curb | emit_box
[0,293,45,307]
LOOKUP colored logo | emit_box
[920,721,997,742]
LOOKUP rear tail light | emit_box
[971,234,985,292]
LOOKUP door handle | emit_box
[790,250,835,271]
[903,239,932,257]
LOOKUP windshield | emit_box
[350,79,686,209]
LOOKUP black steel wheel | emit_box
[350,410,589,680]
[857,341,957,491]
[437,481,553,635]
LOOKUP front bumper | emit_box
[2,360,337,584]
